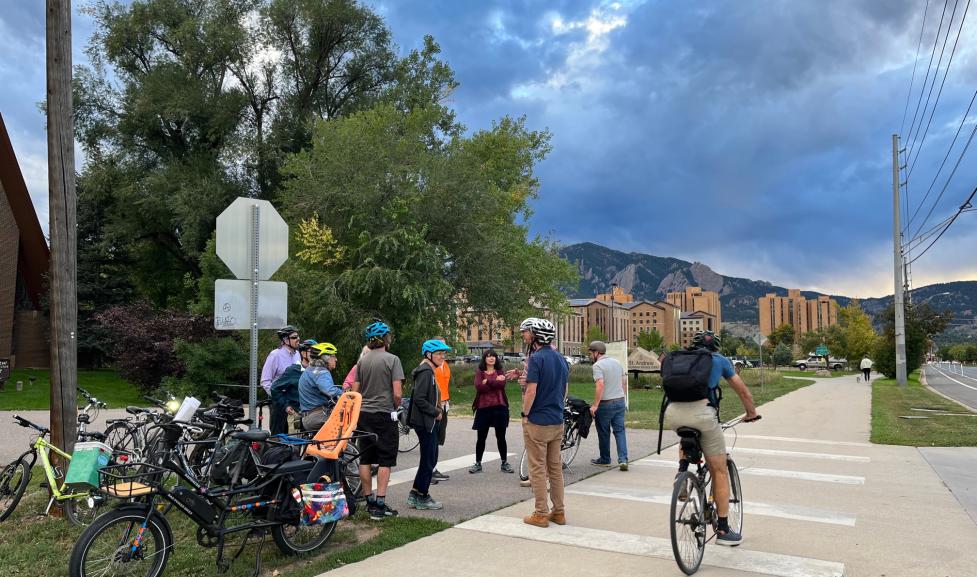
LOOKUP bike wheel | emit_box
[270,497,336,554]
[64,492,107,527]
[104,422,141,457]
[341,440,362,498]
[560,427,581,469]
[69,508,170,577]
[397,421,419,453]
[727,458,743,536]
[670,471,706,575]
[0,458,30,522]
[518,449,529,481]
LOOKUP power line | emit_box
[905,0,950,147]
[908,186,977,265]
[911,117,977,240]
[908,0,970,177]
[907,0,960,163]
[902,0,933,135]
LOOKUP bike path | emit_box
[314,375,977,577]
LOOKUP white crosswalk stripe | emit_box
[388,452,500,487]
[635,458,866,485]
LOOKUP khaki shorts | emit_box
[664,400,725,457]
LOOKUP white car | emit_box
[793,355,847,371]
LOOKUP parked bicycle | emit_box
[669,416,754,575]
[0,388,112,526]
[397,397,419,453]
[518,397,586,480]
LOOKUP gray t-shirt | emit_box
[593,356,625,401]
[356,349,405,413]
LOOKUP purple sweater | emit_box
[474,369,509,410]
[260,347,300,394]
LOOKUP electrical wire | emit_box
[905,0,951,147]
[908,0,970,176]
[911,118,977,240]
[908,186,977,265]
[907,0,960,163]
[902,0,933,136]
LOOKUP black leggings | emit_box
[475,426,508,463]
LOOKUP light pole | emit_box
[611,282,618,342]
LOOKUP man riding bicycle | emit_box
[664,330,759,546]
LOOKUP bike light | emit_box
[165,399,181,413]
[118,455,129,463]
[251,442,260,450]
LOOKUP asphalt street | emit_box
[922,364,977,411]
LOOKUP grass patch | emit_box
[444,364,813,428]
[871,371,977,446]
[0,369,145,410]
[0,470,450,577]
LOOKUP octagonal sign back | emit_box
[216,197,288,280]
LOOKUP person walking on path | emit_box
[432,336,451,483]
[298,343,343,432]
[407,340,451,510]
[587,341,630,471]
[262,325,301,435]
[519,317,569,528]
[352,321,405,520]
[469,349,519,474]
[860,357,873,382]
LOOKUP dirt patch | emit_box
[258,522,381,576]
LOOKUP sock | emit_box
[376,495,386,506]
[678,459,690,472]
[717,517,730,532]
[366,494,376,505]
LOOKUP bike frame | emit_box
[23,436,90,502]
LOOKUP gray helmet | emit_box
[277,325,298,340]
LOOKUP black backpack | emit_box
[661,349,714,402]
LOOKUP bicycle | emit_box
[0,407,111,526]
[669,416,755,575]
[518,397,585,481]
[397,397,419,453]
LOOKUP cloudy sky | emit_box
[3,0,976,298]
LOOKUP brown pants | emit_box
[524,422,564,516]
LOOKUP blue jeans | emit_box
[412,422,440,494]
[594,398,628,463]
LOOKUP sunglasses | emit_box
[288,335,299,340]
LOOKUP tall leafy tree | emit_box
[873,303,951,378]
[637,329,664,352]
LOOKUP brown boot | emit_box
[523,512,550,528]
[548,511,566,525]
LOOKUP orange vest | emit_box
[434,362,450,401]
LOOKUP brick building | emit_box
[0,113,50,368]
[666,286,722,331]
[758,289,839,342]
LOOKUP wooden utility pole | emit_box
[892,134,907,386]
[47,0,78,495]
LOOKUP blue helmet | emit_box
[364,321,391,340]
[421,339,452,356]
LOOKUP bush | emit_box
[162,336,250,400]
[96,301,214,391]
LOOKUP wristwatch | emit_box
[520,412,527,418]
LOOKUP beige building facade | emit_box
[758,289,839,342]
[666,286,722,331]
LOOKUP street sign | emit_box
[216,197,288,280]
[214,280,287,330]
[816,344,829,357]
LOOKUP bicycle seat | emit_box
[125,406,148,415]
[676,427,702,439]
[79,431,107,442]
[77,414,91,424]
[262,458,314,475]
[232,430,270,442]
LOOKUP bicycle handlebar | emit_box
[13,414,48,433]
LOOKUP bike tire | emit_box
[518,449,529,481]
[63,492,106,527]
[341,440,362,498]
[0,458,31,522]
[670,471,706,575]
[270,496,336,554]
[69,508,171,577]
[561,426,581,468]
[727,457,743,536]
[104,422,141,457]
[397,421,419,453]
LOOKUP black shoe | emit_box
[368,502,399,520]
[432,469,449,481]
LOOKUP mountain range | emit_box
[558,242,977,340]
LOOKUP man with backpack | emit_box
[660,330,760,546]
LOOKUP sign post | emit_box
[216,197,289,421]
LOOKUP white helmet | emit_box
[520,317,556,344]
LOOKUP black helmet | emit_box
[691,330,720,352]
[277,325,299,340]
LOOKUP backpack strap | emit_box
[656,394,670,455]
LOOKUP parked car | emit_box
[793,355,847,371]
[502,352,526,364]
[729,356,754,368]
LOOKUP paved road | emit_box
[923,364,977,411]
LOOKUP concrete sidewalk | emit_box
[314,375,977,577]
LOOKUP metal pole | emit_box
[249,203,260,423]
[892,134,908,385]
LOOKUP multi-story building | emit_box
[666,286,722,331]
[680,311,718,348]
[0,113,49,368]
[624,300,681,349]
[758,289,839,342]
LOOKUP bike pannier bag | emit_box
[290,481,349,525]
[661,349,713,402]
[65,441,113,489]
[210,439,257,486]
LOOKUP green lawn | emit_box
[0,469,450,577]
[444,364,813,428]
[0,368,145,410]
[871,371,977,446]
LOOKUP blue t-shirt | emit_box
[707,353,736,405]
[525,346,569,426]
[298,367,342,412]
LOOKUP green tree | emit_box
[586,325,610,345]
[771,343,793,368]
[873,303,952,378]
[836,300,878,362]
[767,324,795,348]
[637,329,664,351]
[797,331,824,357]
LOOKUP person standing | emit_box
[587,341,629,471]
[430,336,452,483]
[519,317,568,528]
[407,340,451,510]
[352,321,404,520]
[262,325,301,436]
[469,349,519,474]
[298,343,343,432]
[859,357,873,382]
